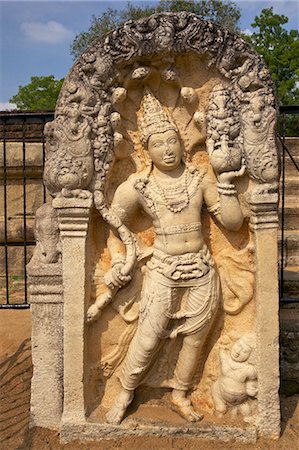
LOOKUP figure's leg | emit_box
[172,328,208,422]
[239,401,254,423]
[211,381,227,416]
[172,281,219,422]
[106,277,173,424]
[106,322,164,424]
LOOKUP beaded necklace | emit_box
[151,168,189,213]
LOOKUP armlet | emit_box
[110,204,128,223]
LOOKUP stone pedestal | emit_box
[27,262,63,429]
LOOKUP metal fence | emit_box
[0,108,298,308]
[0,111,53,309]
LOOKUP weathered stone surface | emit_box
[250,194,280,438]
[28,12,281,443]
[60,420,257,445]
[27,251,63,429]
[280,305,299,395]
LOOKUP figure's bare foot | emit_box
[172,389,203,422]
[106,389,134,425]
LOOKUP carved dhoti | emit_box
[119,249,220,391]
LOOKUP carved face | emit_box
[213,93,229,118]
[148,129,182,171]
[231,341,252,362]
[250,94,265,114]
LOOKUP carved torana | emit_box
[28,12,281,444]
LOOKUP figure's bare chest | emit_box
[134,169,204,223]
[151,196,203,228]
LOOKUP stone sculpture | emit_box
[211,334,257,423]
[241,88,278,190]
[87,89,245,424]
[206,84,242,174]
[28,12,281,444]
[29,203,61,265]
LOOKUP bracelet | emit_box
[217,182,237,196]
[112,257,126,267]
[207,201,221,216]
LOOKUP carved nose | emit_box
[218,110,226,119]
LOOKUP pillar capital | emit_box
[250,192,279,230]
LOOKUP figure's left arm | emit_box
[202,167,245,232]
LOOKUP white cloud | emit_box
[0,102,17,111]
[242,28,253,36]
[20,21,74,44]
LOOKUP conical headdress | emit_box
[138,89,178,145]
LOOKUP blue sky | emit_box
[0,0,298,109]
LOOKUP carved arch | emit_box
[44,12,277,198]
[44,13,278,277]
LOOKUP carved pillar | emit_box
[53,196,93,424]
[250,192,280,439]
[28,262,63,429]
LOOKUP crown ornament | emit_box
[138,88,178,145]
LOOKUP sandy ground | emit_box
[0,335,298,450]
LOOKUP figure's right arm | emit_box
[86,180,140,322]
[106,179,141,287]
[219,349,230,374]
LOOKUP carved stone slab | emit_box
[28,12,280,444]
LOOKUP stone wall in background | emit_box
[0,142,51,276]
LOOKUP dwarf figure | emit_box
[211,333,257,422]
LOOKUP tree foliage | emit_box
[244,7,299,106]
[70,0,241,59]
[9,76,64,110]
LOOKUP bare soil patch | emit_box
[0,339,298,450]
